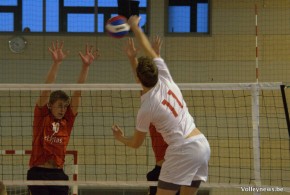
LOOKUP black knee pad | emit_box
[146,165,161,181]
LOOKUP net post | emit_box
[255,3,259,83]
[67,150,78,195]
[251,83,261,195]
[0,150,78,195]
[280,84,290,137]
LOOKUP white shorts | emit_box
[159,134,210,186]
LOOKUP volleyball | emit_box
[105,15,130,38]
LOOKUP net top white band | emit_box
[0,82,282,91]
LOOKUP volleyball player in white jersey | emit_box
[112,15,210,195]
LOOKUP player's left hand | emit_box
[48,40,69,64]
[151,35,163,57]
[124,38,139,59]
[79,44,100,67]
[112,124,124,140]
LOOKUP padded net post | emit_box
[0,150,78,195]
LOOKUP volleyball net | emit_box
[0,82,290,194]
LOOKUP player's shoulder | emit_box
[153,57,165,63]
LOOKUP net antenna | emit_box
[252,84,261,194]
[253,6,262,194]
[255,4,259,83]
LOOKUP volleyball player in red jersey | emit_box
[27,41,99,195]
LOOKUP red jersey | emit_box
[29,104,76,168]
[149,124,168,162]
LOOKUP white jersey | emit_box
[136,58,196,146]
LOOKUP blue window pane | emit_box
[139,13,146,28]
[138,0,147,7]
[98,14,104,32]
[64,0,95,7]
[0,0,17,6]
[168,6,190,33]
[46,0,59,32]
[23,0,43,32]
[98,0,146,7]
[0,13,14,31]
[98,0,117,7]
[67,14,95,32]
[197,3,208,33]
[110,13,118,17]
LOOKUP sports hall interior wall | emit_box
[0,1,290,195]
[0,0,290,84]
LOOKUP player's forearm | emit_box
[73,65,89,96]
[118,136,140,149]
[130,25,157,59]
[44,62,61,84]
[128,57,138,81]
[70,65,89,114]
[37,61,61,106]
[128,56,138,70]
[77,65,89,84]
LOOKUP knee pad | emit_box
[146,165,161,181]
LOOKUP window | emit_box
[167,0,210,34]
[0,0,148,33]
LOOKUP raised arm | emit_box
[125,36,162,82]
[151,35,163,58]
[70,44,100,115]
[128,16,158,59]
[124,38,139,82]
[36,40,68,107]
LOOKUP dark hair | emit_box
[136,56,158,88]
[49,90,70,104]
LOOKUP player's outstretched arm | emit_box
[112,124,147,149]
[128,16,158,59]
[36,40,68,107]
[124,38,139,82]
[71,44,100,115]
[151,35,163,58]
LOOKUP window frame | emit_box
[164,0,212,36]
[0,0,150,35]
[0,0,22,32]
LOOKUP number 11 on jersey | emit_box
[162,89,183,117]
